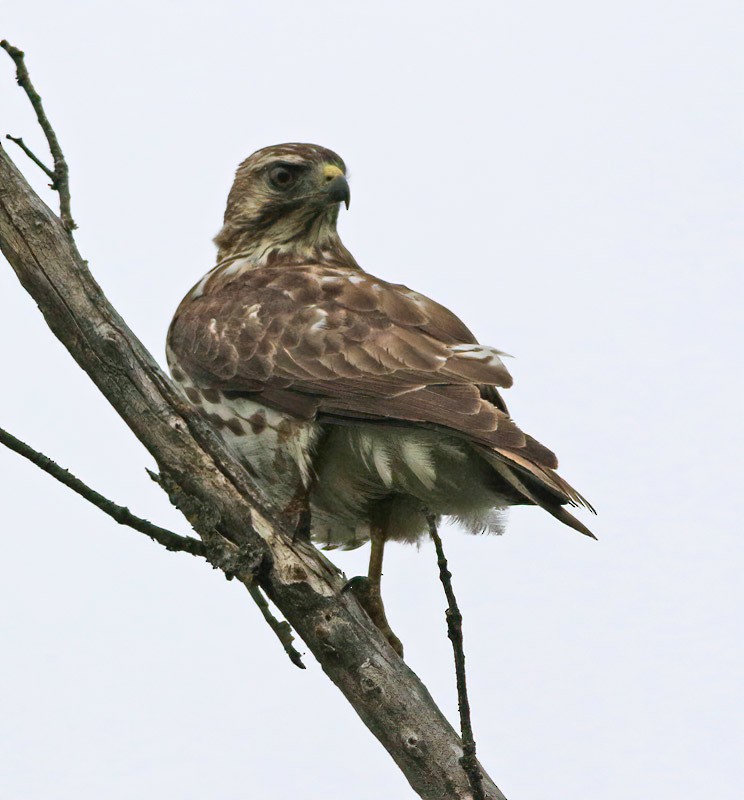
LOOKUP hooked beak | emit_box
[322,164,351,209]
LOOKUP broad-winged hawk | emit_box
[167,143,594,655]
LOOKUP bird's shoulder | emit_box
[172,260,474,338]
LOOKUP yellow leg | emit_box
[368,526,385,595]
[364,526,404,657]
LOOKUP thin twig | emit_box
[0,423,306,667]
[5,135,55,179]
[0,424,205,556]
[426,513,486,800]
[1,40,76,231]
[245,584,306,668]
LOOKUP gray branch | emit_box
[0,104,507,800]
[1,40,76,231]
[0,424,206,556]
[0,423,305,668]
[428,514,486,800]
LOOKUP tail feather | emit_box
[492,447,596,513]
[482,448,597,539]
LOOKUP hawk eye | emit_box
[269,165,299,189]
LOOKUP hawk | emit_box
[167,143,595,655]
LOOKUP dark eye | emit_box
[269,165,298,189]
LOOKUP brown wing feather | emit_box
[168,264,592,517]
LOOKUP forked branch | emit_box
[1,39,75,231]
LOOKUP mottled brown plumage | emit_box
[167,143,595,653]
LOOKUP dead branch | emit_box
[0,423,306,666]
[0,42,508,800]
[240,578,307,669]
[1,40,75,231]
[0,424,206,556]
[5,135,55,180]
[427,514,486,800]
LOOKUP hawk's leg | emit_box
[344,526,404,657]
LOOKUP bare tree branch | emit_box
[427,513,487,800]
[0,43,508,800]
[0,423,306,668]
[1,40,75,231]
[0,423,206,556]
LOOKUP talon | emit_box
[342,575,371,598]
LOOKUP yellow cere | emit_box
[323,164,345,180]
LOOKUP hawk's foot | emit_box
[342,576,404,658]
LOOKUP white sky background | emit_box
[1,1,741,798]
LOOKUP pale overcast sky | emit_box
[1,2,741,799]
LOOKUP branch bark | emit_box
[0,141,507,799]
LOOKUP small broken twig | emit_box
[1,39,76,231]
[5,135,55,179]
[427,513,486,800]
[244,584,306,668]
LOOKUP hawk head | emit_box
[214,143,352,263]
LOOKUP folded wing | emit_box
[168,264,595,535]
